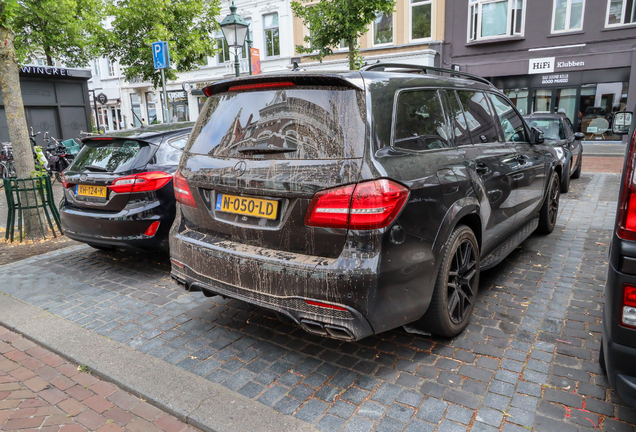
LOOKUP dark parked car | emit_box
[169,65,560,340]
[525,113,584,193]
[601,110,636,406]
[59,123,193,251]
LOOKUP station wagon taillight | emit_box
[622,285,636,328]
[173,170,197,208]
[108,171,172,194]
[617,129,636,240]
[305,179,409,230]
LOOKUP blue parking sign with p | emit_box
[152,41,170,70]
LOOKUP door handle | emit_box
[475,163,490,175]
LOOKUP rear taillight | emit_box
[61,172,75,189]
[174,170,197,208]
[617,129,636,240]
[305,179,409,230]
[622,285,636,328]
[108,171,172,194]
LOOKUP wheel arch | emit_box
[433,197,482,249]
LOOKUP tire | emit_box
[87,243,115,251]
[560,162,570,193]
[54,172,62,183]
[571,155,582,179]
[416,225,480,337]
[0,164,6,189]
[538,172,560,234]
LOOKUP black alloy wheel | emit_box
[417,225,480,337]
[447,239,478,324]
[538,172,560,234]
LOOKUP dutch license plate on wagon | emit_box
[215,193,278,220]
[76,184,107,198]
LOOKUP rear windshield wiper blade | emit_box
[237,146,297,155]
[84,165,110,172]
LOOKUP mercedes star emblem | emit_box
[233,161,247,177]
[80,174,88,181]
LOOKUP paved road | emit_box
[0,173,633,432]
[0,326,199,432]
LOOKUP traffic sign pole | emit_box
[161,68,169,123]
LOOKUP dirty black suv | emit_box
[169,64,560,341]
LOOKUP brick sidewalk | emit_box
[0,326,199,432]
[582,156,623,174]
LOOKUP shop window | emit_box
[533,89,552,113]
[393,90,452,151]
[555,88,577,124]
[552,0,585,32]
[263,13,280,57]
[161,91,190,122]
[606,0,636,26]
[146,93,157,124]
[504,89,529,115]
[373,11,393,45]
[130,94,142,128]
[411,0,432,41]
[468,0,525,42]
[580,82,629,140]
[489,94,528,143]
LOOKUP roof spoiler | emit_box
[360,62,496,88]
[202,74,363,97]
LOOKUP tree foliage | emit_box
[0,0,18,28]
[291,0,395,70]
[100,0,221,87]
[12,0,105,67]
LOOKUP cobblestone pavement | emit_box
[0,173,634,432]
[0,326,200,432]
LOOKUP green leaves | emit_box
[100,0,221,87]
[0,0,19,28]
[12,0,105,67]
[291,0,396,70]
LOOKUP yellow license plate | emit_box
[76,184,107,198]
[215,194,279,220]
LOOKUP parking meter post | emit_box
[161,68,169,123]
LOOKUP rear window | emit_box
[393,90,453,151]
[186,87,366,159]
[526,118,565,140]
[72,139,152,173]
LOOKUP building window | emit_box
[146,93,157,124]
[373,11,393,45]
[552,0,585,32]
[411,0,432,41]
[606,0,636,26]
[263,13,280,57]
[93,60,101,78]
[468,0,525,42]
[217,37,231,63]
[107,59,115,77]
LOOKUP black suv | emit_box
[601,109,636,406]
[169,64,560,340]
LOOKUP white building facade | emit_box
[88,0,296,131]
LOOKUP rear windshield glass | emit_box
[525,119,565,140]
[72,139,152,173]
[186,87,366,159]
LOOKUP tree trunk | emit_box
[0,27,46,240]
[348,39,355,71]
[46,53,53,66]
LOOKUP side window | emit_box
[154,134,189,165]
[446,91,473,146]
[393,90,452,151]
[456,91,500,144]
[488,94,529,143]
[563,118,575,137]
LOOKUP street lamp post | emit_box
[246,27,253,76]
[219,1,249,78]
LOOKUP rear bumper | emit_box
[603,261,636,407]
[60,199,174,251]
[169,215,438,341]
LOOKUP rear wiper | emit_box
[84,165,110,172]
[237,146,297,155]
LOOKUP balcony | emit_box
[224,58,250,75]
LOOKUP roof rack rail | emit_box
[360,62,495,87]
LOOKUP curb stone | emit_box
[0,293,317,432]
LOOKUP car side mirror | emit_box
[530,126,544,144]
[612,111,633,135]
[574,132,585,140]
